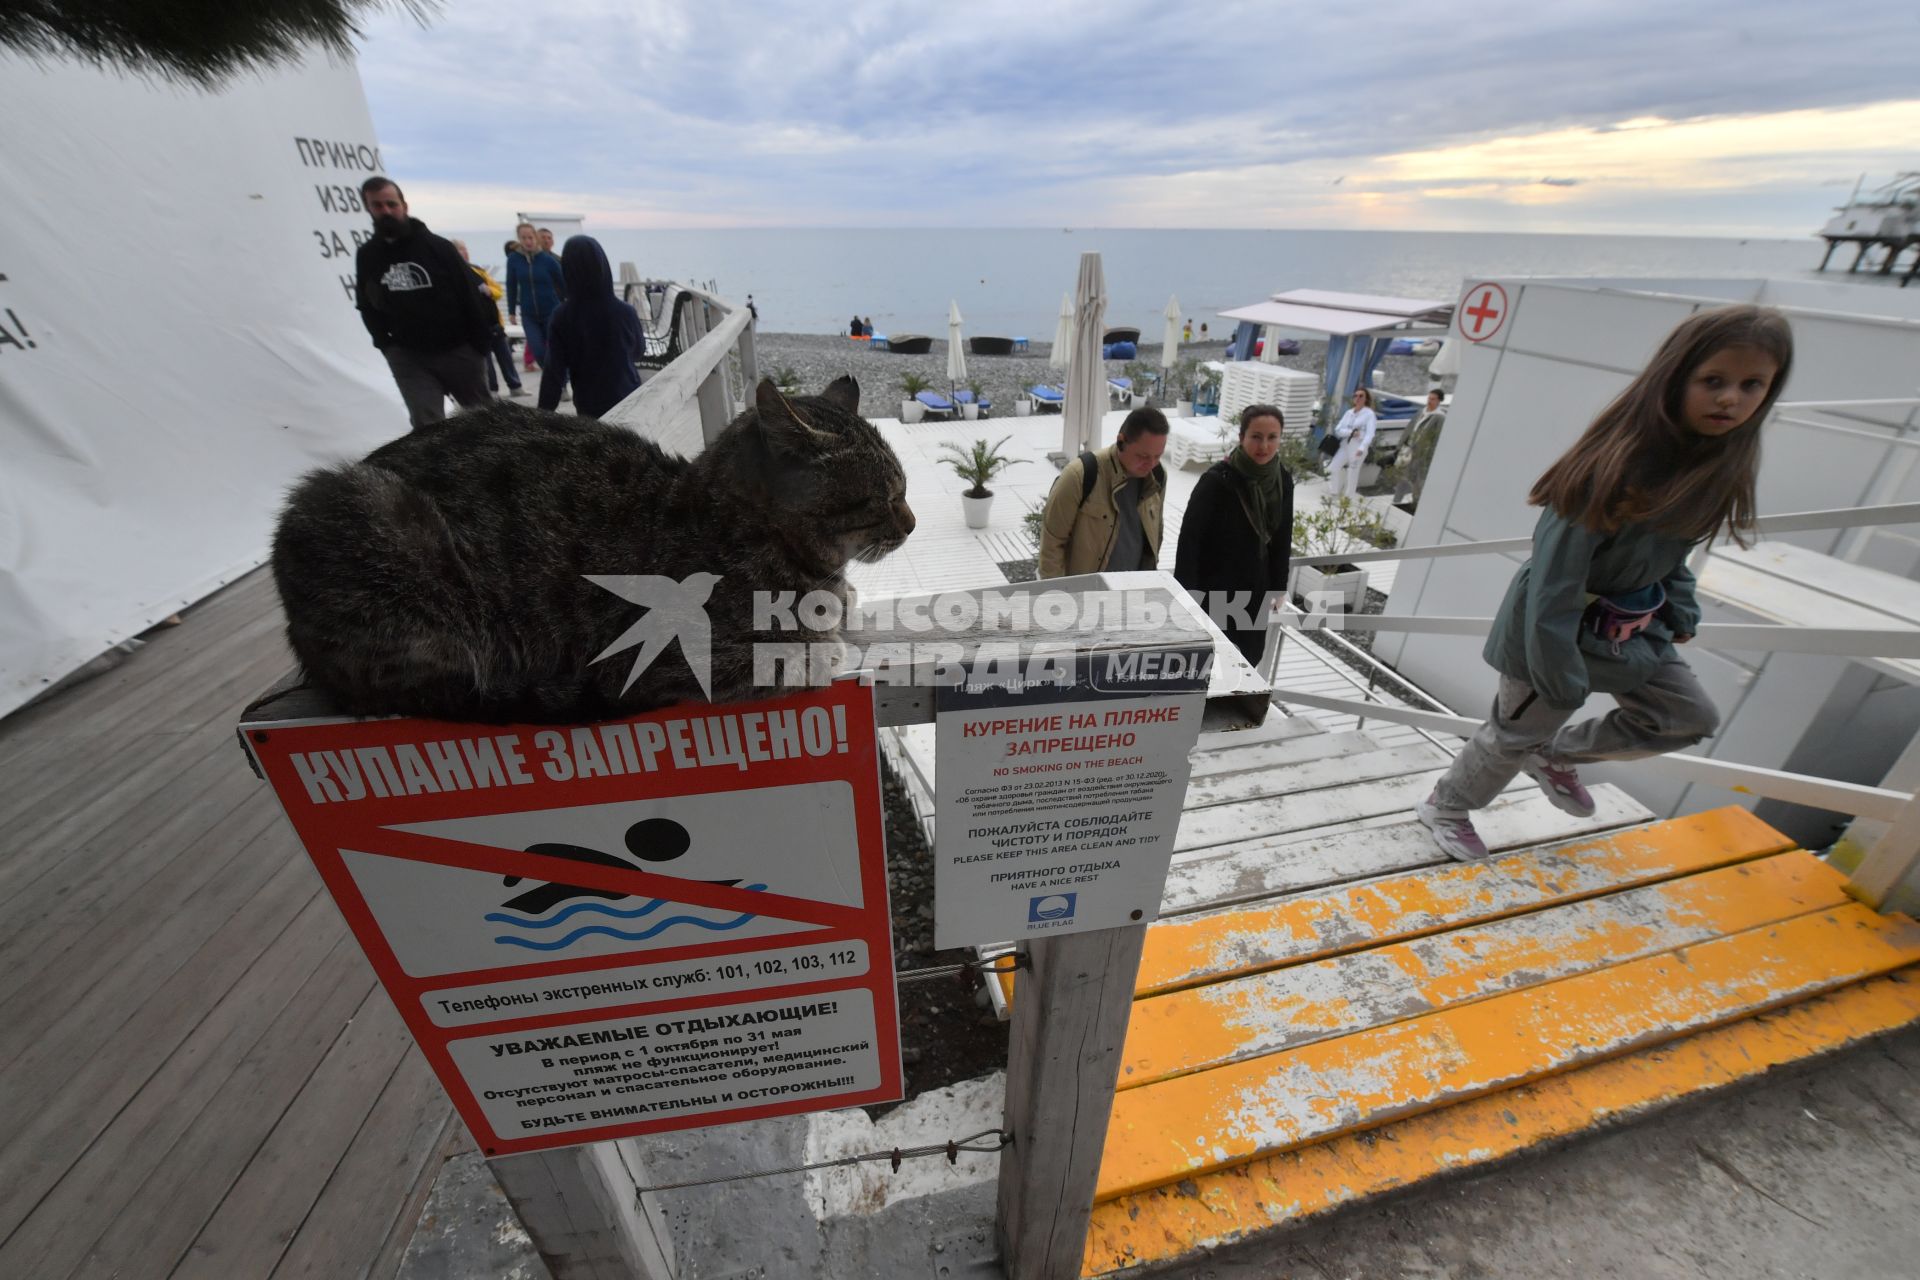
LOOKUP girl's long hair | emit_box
[1529,305,1792,547]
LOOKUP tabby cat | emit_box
[272,376,913,722]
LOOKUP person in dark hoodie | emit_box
[538,235,646,419]
[1173,403,1295,664]
[354,177,496,429]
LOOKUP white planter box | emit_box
[961,492,994,529]
[1014,400,1033,417]
[1176,400,1194,417]
[961,403,980,420]
[1289,563,1369,614]
[900,400,926,424]
[1130,393,1149,409]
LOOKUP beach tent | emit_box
[515,211,586,248]
[1219,289,1450,427]
[1061,253,1108,457]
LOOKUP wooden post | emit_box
[490,1143,676,1280]
[997,925,1148,1280]
[738,318,759,389]
[695,364,731,445]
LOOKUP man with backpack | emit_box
[1037,407,1170,578]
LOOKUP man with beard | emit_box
[354,176,496,429]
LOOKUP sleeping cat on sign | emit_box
[272,375,914,723]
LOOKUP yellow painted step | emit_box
[1121,852,1847,1089]
[1084,966,1920,1277]
[1096,904,1920,1200]
[1141,806,1791,995]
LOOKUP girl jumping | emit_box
[1417,305,1794,860]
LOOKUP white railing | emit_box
[1266,687,1913,824]
[1291,499,1920,568]
[603,283,758,453]
[1288,613,1920,660]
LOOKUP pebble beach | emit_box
[748,332,1438,420]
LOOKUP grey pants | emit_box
[384,344,492,430]
[1432,655,1720,812]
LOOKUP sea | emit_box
[462,226,1830,338]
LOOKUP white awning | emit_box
[1218,300,1431,337]
[1270,288,1448,318]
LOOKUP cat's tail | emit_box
[272,463,493,717]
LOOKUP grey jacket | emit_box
[1483,507,1703,710]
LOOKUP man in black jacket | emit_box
[355,176,495,429]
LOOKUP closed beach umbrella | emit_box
[1050,292,1074,369]
[946,300,968,392]
[1161,294,1181,370]
[1259,324,1281,364]
[1061,251,1108,458]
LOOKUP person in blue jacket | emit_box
[506,220,566,368]
[1416,305,1794,861]
[538,235,646,419]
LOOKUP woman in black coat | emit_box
[1174,403,1295,665]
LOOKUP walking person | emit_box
[353,177,496,430]
[1174,404,1295,665]
[538,235,647,420]
[1416,305,1794,860]
[454,239,524,397]
[506,221,566,372]
[1037,408,1170,578]
[1326,387,1377,498]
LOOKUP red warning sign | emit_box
[1459,281,1508,343]
[242,681,901,1156]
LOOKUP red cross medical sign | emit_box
[1460,281,1508,343]
[242,682,901,1156]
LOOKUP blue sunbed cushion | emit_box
[916,391,955,410]
[1030,385,1064,401]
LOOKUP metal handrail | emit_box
[1285,614,1920,660]
[1269,686,1913,824]
[1265,602,1458,756]
[1291,500,1920,568]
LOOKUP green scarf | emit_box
[1226,445,1286,539]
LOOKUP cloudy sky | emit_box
[355,0,1919,236]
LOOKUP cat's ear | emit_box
[818,376,860,414]
[754,378,835,452]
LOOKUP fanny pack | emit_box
[1583,583,1666,655]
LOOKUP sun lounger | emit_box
[1108,376,1133,403]
[1029,385,1064,412]
[915,390,957,417]
[954,390,992,413]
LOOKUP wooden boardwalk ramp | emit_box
[985,715,1920,1277]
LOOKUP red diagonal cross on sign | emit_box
[1461,282,1508,343]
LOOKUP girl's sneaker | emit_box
[1416,793,1490,861]
[1521,754,1596,817]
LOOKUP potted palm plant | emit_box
[1122,360,1155,408]
[1171,357,1199,416]
[962,378,986,420]
[900,372,932,423]
[1013,390,1034,417]
[939,436,1025,529]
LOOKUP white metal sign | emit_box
[932,646,1209,947]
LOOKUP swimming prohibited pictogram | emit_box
[242,681,901,1155]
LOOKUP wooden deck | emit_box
[0,570,458,1280]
